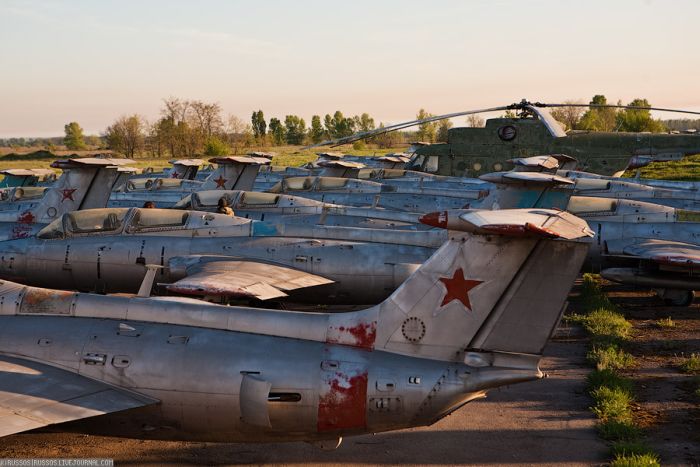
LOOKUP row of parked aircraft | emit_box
[1,116,699,448]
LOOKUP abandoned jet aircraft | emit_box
[0,208,592,446]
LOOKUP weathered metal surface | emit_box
[0,355,157,437]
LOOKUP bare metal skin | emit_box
[0,209,591,446]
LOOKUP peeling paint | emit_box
[20,288,74,314]
[317,368,368,432]
[326,321,376,350]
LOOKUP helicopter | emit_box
[307,100,700,177]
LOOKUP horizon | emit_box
[2,0,699,138]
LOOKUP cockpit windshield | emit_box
[127,208,190,231]
[66,208,129,234]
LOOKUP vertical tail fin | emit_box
[33,158,132,222]
[373,209,593,362]
[203,156,271,191]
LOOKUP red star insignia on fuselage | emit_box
[214,175,227,189]
[60,188,77,202]
[439,268,483,310]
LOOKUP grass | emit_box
[588,345,636,370]
[679,353,700,374]
[610,452,661,467]
[623,153,700,181]
[570,274,661,463]
[0,144,408,173]
[655,317,675,329]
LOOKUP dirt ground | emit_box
[605,285,700,466]
[0,335,606,466]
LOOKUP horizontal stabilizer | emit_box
[420,208,594,239]
[166,256,334,300]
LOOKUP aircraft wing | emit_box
[0,355,157,437]
[165,257,335,300]
[621,239,700,267]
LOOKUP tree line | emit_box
[2,94,692,157]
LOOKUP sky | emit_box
[1,0,699,138]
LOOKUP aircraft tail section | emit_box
[371,209,592,362]
[203,156,271,191]
[33,158,132,223]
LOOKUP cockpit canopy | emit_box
[36,207,247,239]
[0,186,48,202]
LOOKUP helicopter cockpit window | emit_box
[238,191,279,207]
[128,208,190,231]
[406,155,425,171]
[318,178,349,190]
[65,208,129,235]
[37,217,65,240]
[424,156,439,173]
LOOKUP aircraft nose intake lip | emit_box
[419,211,448,229]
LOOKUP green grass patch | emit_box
[574,308,632,345]
[655,317,675,328]
[591,385,635,423]
[588,369,634,393]
[588,344,636,370]
[610,452,661,467]
[679,353,700,374]
[578,273,616,311]
[610,440,657,458]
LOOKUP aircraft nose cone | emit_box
[419,211,448,229]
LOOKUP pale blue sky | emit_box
[1,0,698,137]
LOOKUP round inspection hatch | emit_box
[401,316,426,343]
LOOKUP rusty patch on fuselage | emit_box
[326,321,377,350]
[11,210,36,239]
[317,368,368,432]
[20,288,74,315]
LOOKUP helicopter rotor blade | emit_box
[538,103,700,116]
[523,104,567,138]
[303,105,512,149]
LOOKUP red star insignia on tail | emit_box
[60,188,77,201]
[214,175,227,188]
[439,268,483,311]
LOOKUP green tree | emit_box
[268,118,287,145]
[251,110,267,141]
[63,122,86,150]
[416,109,437,142]
[578,95,618,131]
[284,115,306,145]
[549,100,584,131]
[203,135,230,156]
[309,115,325,143]
[616,98,666,132]
[374,123,404,148]
[104,115,145,158]
[355,113,375,133]
[323,111,356,138]
[436,119,453,142]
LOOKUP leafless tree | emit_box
[466,115,485,128]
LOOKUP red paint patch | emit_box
[326,321,376,350]
[17,211,35,224]
[317,370,368,432]
[419,211,447,229]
